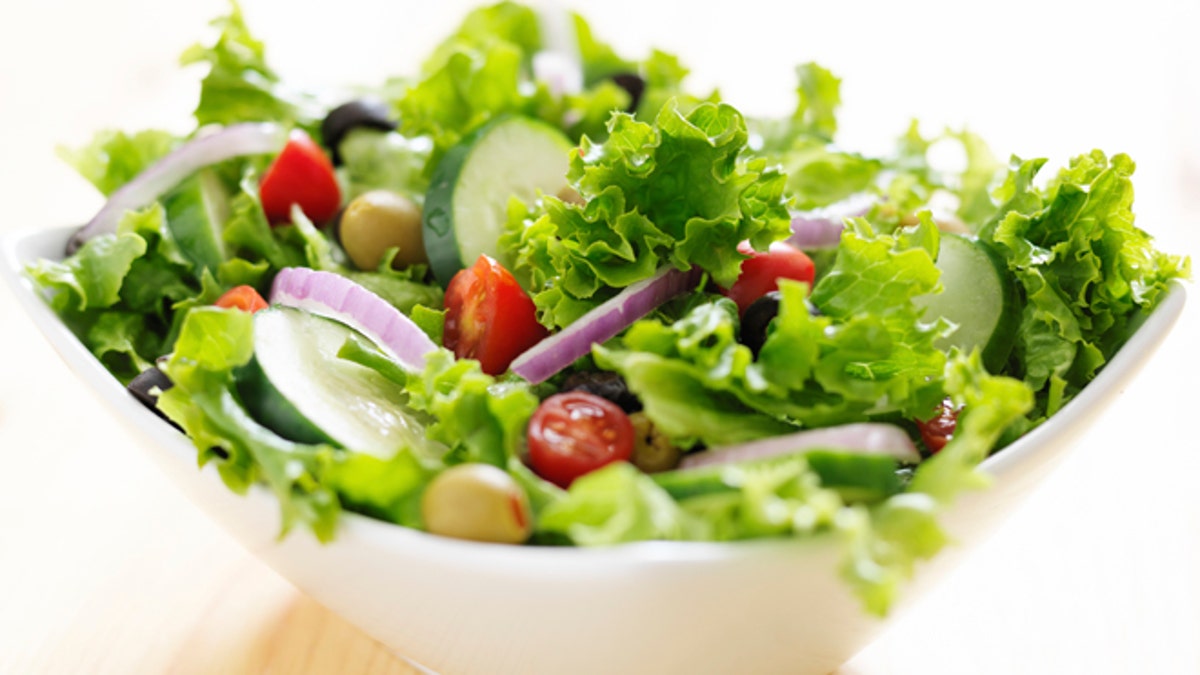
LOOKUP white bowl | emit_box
[1,225,1187,675]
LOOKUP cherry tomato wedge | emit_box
[443,255,548,376]
[214,285,268,313]
[720,241,816,315]
[916,398,959,454]
[527,392,635,488]
[259,131,341,226]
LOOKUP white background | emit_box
[1,1,1198,673]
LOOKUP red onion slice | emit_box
[786,193,876,250]
[68,122,289,253]
[511,267,699,384]
[270,267,438,371]
[679,422,919,470]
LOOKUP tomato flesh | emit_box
[527,392,635,488]
[916,399,959,454]
[720,241,816,315]
[214,285,268,313]
[443,255,548,376]
[259,132,341,226]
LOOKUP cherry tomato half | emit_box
[443,255,548,376]
[720,241,816,315]
[214,285,268,313]
[527,391,635,488]
[916,398,960,454]
[259,132,341,226]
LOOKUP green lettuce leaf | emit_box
[337,130,432,202]
[506,101,792,328]
[180,0,317,132]
[26,204,201,381]
[537,462,709,545]
[596,220,949,444]
[403,350,540,468]
[839,351,1034,615]
[981,152,1190,418]
[157,307,341,540]
[56,129,179,197]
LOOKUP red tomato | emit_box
[443,255,548,375]
[527,392,635,488]
[214,285,268,313]
[720,241,816,315]
[259,132,341,226]
[916,399,960,454]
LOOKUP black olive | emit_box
[608,72,646,113]
[740,291,782,357]
[320,99,397,166]
[127,366,182,431]
[561,371,642,413]
[741,292,823,357]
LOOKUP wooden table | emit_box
[2,1,1198,673]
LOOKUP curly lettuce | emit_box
[505,100,792,328]
[980,151,1190,419]
[595,218,949,446]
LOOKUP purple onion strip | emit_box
[786,193,876,250]
[68,123,289,252]
[270,267,438,371]
[510,267,699,384]
[679,422,920,470]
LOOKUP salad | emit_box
[26,1,1189,615]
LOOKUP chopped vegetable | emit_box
[509,266,698,384]
[259,131,342,225]
[719,241,816,315]
[443,254,548,375]
[527,391,635,488]
[270,267,438,371]
[214,284,268,313]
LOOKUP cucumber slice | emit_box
[162,169,230,275]
[236,306,426,457]
[915,233,1019,372]
[423,116,573,286]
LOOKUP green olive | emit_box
[338,189,427,271]
[629,412,681,473]
[421,464,533,544]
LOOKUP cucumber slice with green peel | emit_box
[423,116,573,286]
[915,233,1020,372]
[236,306,427,457]
[162,169,230,275]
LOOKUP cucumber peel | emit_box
[236,306,427,457]
[915,233,1020,372]
[423,115,573,286]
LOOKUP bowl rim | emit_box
[2,224,1189,566]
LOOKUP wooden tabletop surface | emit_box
[2,1,1198,673]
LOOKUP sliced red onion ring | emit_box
[67,122,289,254]
[786,193,876,250]
[511,267,699,384]
[678,422,919,470]
[270,267,438,371]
